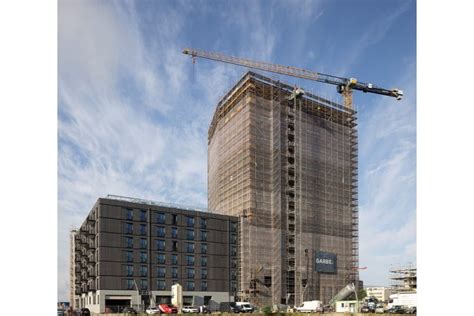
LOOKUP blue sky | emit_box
[58,0,416,301]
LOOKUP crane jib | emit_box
[183,48,403,100]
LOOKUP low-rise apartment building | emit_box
[365,286,393,302]
[71,195,239,313]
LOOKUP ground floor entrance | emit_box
[105,298,131,313]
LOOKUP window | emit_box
[125,251,133,262]
[156,240,165,251]
[201,269,207,279]
[171,227,178,239]
[200,218,207,229]
[171,254,178,265]
[201,281,208,291]
[231,270,237,280]
[230,221,237,232]
[264,276,272,287]
[186,242,194,253]
[186,268,195,279]
[186,281,195,291]
[157,212,166,224]
[201,256,207,267]
[126,208,133,221]
[172,214,178,225]
[172,241,178,252]
[139,224,147,236]
[126,265,133,277]
[125,237,133,248]
[140,252,147,263]
[231,258,237,268]
[140,238,147,249]
[124,222,133,235]
[230,234,237,244]
[186,216,194,227]
[201,243,207,254]
[140,266,148,277]
[157,253,166,264]
[157,267,166,278]
[186,230,195,240]
[157,226,166,237]
[231,281,237,293]
[172,267,178,278]
[126,279,134,290]
[186,255,195,266]
[140,209,147,221]
[231,246,237,256]
[157,280,166,290]
[200,231,207,242]
[140,279,148,290]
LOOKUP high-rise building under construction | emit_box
[208,71,359,306]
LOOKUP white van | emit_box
[235,302,254,313]
[296,300,323,312]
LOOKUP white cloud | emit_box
[358,61,416,286]
[58,0,277,301]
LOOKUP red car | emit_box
[159,304,178,314]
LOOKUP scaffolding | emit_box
[390,265,417,292]
[208,71,359,307]
[70,228,78,309]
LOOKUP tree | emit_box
[357,289,367,300]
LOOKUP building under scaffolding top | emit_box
[208,71,359,306]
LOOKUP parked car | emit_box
[183,306,200,313]
[387,305,406,314]
[146,306,161,314]
[405,306,416,314]
[76,308,90,316]
[361,305,375,313]
[122,306,138,314]
[375,305,386,313]
[159,304,178,314]
[57,308,65,316]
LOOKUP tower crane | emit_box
[182,48,403,109]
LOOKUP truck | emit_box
[295,300,323,313]
[387,292,417,309]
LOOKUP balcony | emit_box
[87,283,96,291]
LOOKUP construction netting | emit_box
[208,72,358,307]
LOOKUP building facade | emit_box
[365,286,393,302]
[71,195,238,313]
[208,72,359,306]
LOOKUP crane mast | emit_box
[182,48,403,109]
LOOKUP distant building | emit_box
[365,286,393,302]
[71,195,239,313]
[390,266,417,292]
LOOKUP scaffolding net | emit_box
[208,71,359,307]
